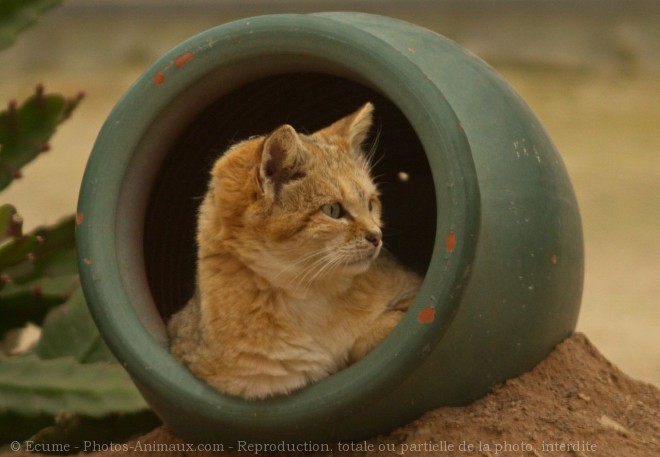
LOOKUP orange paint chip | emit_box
[551,254,558,264]
[75,213,84,225]
[445,231,457,253]
[418,306,435,324]
[153,71,165,85]
[407,47,416,54]
[174,51,194,68]
[83,258,92,265]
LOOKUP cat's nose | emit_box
[365,230,382,247]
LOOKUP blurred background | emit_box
[1,0,658,385]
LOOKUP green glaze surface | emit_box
[77,13,583,444]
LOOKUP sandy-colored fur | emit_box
[168,103,421,399]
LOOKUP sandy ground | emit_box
[1,6,658,388]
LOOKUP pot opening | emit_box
[142,73,436,320]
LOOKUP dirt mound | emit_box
[383,332,659,456]
[6,333,659,457]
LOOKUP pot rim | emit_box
[77,12,480,436]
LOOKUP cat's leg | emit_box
[348,308,407,364]
[167,296,202,361]
[348,309,405,363]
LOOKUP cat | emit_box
[167,103,421,399]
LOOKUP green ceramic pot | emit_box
[77,13,583,444]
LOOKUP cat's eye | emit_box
[368,200,374,212]
[321,203,345,219]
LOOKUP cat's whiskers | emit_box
[269,248,330,283]
[292,243,371,294]
[300,250,347,291]
[287,249,340,294]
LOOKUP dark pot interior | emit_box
[142,73,437,320]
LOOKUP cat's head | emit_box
[207,103,383,292]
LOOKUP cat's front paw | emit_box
[348,309,406,364]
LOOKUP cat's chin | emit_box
[345,263,372,276]
[341,254,377,275]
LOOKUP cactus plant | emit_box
[0,0,61,51]
[0,207,79,336]
[0,104,81,337]
[0,354,149,418]
[0,4,159,452]
[0,85,84,191]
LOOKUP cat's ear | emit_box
[315,102,374,153]
[258,125,306,198]
[347,102,375,152]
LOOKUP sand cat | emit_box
[168,103,421,399]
